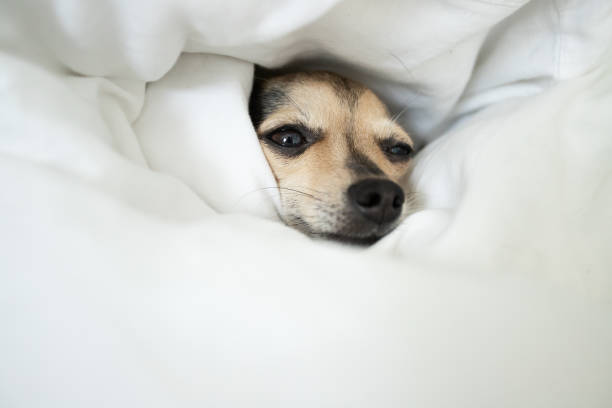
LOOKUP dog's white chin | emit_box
[283,213,400,245]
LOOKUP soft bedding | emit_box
[1,0,612,407]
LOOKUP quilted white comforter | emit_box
[1,0,611,406]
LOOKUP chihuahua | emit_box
[249,71,415,244]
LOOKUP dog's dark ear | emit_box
[248,72,265,130]
[249,66,288,131]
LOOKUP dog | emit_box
[249,70,416,245]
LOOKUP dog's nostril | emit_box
[358,192,381,208]
[392,195,403,209]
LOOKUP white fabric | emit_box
[1,0,612,406]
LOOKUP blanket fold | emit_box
[1,0,611,406]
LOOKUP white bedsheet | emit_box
[1,0,611,406]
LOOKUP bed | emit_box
[1,0,611,406]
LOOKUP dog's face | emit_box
[250,71,415,244]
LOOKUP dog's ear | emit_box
[249,66,289,131]
[248,74,265,130]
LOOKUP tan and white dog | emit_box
[250,71,416,244]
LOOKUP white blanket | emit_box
[1,0,611,406]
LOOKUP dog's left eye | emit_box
[268,128,306,148]
[385,143,413,156]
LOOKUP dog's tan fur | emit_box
[250,71,415,243]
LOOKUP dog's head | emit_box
[250,71,415,244]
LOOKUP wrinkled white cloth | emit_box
[1,0,612,407]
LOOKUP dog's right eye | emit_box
[267,127,306,148]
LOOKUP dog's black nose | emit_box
[348,179,404,224]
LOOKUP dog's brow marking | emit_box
[329,75,363,112]
[346,148,384,176]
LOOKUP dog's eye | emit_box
[268,128,306,148]
[385,143,413,156]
